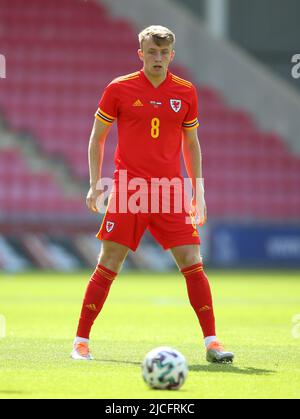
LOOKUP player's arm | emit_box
[182,127,207,226]
[86,118,111,213]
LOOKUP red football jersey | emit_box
[95,69,199,180]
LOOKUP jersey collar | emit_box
[140,68,172,89]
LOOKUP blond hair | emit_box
[138,25,175,49]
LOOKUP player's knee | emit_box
[97,250,126,273]
[179,254,202,269]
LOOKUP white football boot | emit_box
[206,341,234,363]
[71,342,94,360]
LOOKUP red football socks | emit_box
[76,264,117,339]
[181,263,216,338]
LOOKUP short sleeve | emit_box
[94,82,118,126]
[182,85,199,130]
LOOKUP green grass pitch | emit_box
[0,270,300,399]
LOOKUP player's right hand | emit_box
[86,187,103,213]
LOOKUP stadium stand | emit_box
[0,148,86,221]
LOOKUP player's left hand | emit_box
[191,195,207,226]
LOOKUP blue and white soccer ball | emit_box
[141,346,188,390]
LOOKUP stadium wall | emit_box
[210,223,300,268]
[99,0,300,153]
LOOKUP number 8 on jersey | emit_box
[151,117,160,139]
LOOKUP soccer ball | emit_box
[141,346,188,390]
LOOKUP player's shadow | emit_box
[94,358,141,366]
[94,359,275,376]
[189,364,276,375]
[0,390,26,395]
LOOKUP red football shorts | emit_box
[96,181,200,251]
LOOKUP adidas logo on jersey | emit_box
[133,99,143,106]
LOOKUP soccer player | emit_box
[71,26,234,363]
